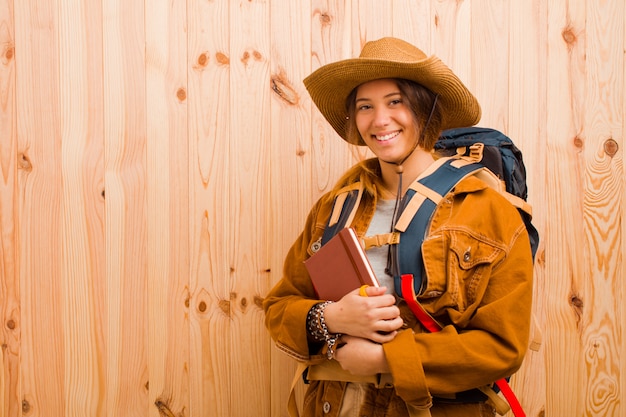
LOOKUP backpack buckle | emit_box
[457,143,484,162]
[361,232,400,250]
[468,143,484,161]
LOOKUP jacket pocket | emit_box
[421,229,503,313]
[302,380,345,417]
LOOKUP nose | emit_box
[372,107,391,127]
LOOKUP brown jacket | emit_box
[263,175,534,417]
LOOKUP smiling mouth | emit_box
[374,131,400,142]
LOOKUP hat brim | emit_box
[304,56,481,145]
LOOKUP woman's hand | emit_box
[323,286,403,344]
[333,335,390,375]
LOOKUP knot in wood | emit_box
[216,52,229,65]
[573,136,584,149]
[562,26,577,49]
[197,53,208,67]
[319,13,332,26]
[603,138,618,157]
[218,299,231,316]
[271,74,299,105]
[19,153,32,171]
[4,45,14,61]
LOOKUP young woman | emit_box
[263,37,533,417]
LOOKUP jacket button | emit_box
[323,401,331,413]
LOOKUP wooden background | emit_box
[0,0,624,416]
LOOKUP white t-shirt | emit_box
[365,199,396,293]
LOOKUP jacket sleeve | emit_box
[263,197,329,362]
[383,185,534,406]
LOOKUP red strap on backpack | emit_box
[400,274,526,417]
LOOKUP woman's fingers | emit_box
[362,285,388,297]
[328,289,402,338]
[368,330,398,344]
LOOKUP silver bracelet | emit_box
[317,301,341,360]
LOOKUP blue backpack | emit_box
[435,127,539,258]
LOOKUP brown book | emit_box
[304,227,379,301]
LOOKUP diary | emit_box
[304,227,379,301]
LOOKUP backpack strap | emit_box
[471,166,533,216]
[392,158,484,296]
[322,182,364,245]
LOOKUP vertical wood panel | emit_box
[544,0,588,415]
[187,0,231,415]
[229,1,271,416]
[269,1,312,415]
[102,0,148,415]
[0,0,17,415]
[14,1,65,415]
[58,0,105,414]
[580,0,624,415]
[145,1,189,416]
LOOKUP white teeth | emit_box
[375,132,399,141]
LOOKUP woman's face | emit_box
[354,79,420,164]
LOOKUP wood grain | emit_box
[102,0,149,415]
[580,0,624,414]
[269,1,312,414]
[187,0,231,415]
[391,0,431,49]
[14,1,65,416]
[544,0,588,415]
[0,0,17,415]
[470,0,509,130]
[229,1,271,416]
[145,0,189,416]
[58,1,106,415]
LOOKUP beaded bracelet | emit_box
[306,301,341,360]
[306,303,327,342]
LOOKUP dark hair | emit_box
[344,78,443,151]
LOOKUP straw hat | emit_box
[303,37,481,146]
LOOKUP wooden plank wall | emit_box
[0,0,624,416]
